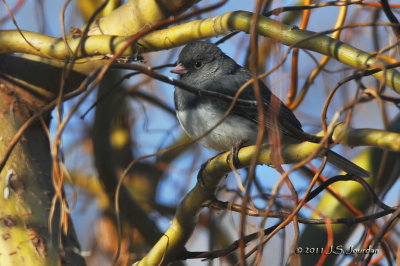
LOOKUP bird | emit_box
[170,41,369,177]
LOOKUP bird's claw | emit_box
[227,140,245,169]
[197,160,209,187]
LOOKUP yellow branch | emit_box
[333,123,400,151]
[84,0,200,36]
[75,0,122,22]
[1,11,400,93]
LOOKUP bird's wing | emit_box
[203,71,304,139]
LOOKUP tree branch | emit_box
[1,11,400,94]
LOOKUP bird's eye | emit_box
[194,61,202,69]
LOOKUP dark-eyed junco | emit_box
[171,41,369,177]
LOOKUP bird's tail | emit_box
[326,150,370,177]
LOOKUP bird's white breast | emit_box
[176,102,258,151]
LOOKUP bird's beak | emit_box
[170,63,187,75]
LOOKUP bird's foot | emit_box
[227,140,246,169]
[197,149,230,187]
[197,159,210,187]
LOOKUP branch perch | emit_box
[1,11,400,93]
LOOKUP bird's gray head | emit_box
[171,41,237,84]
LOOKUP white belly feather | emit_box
[176,104,258,151]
